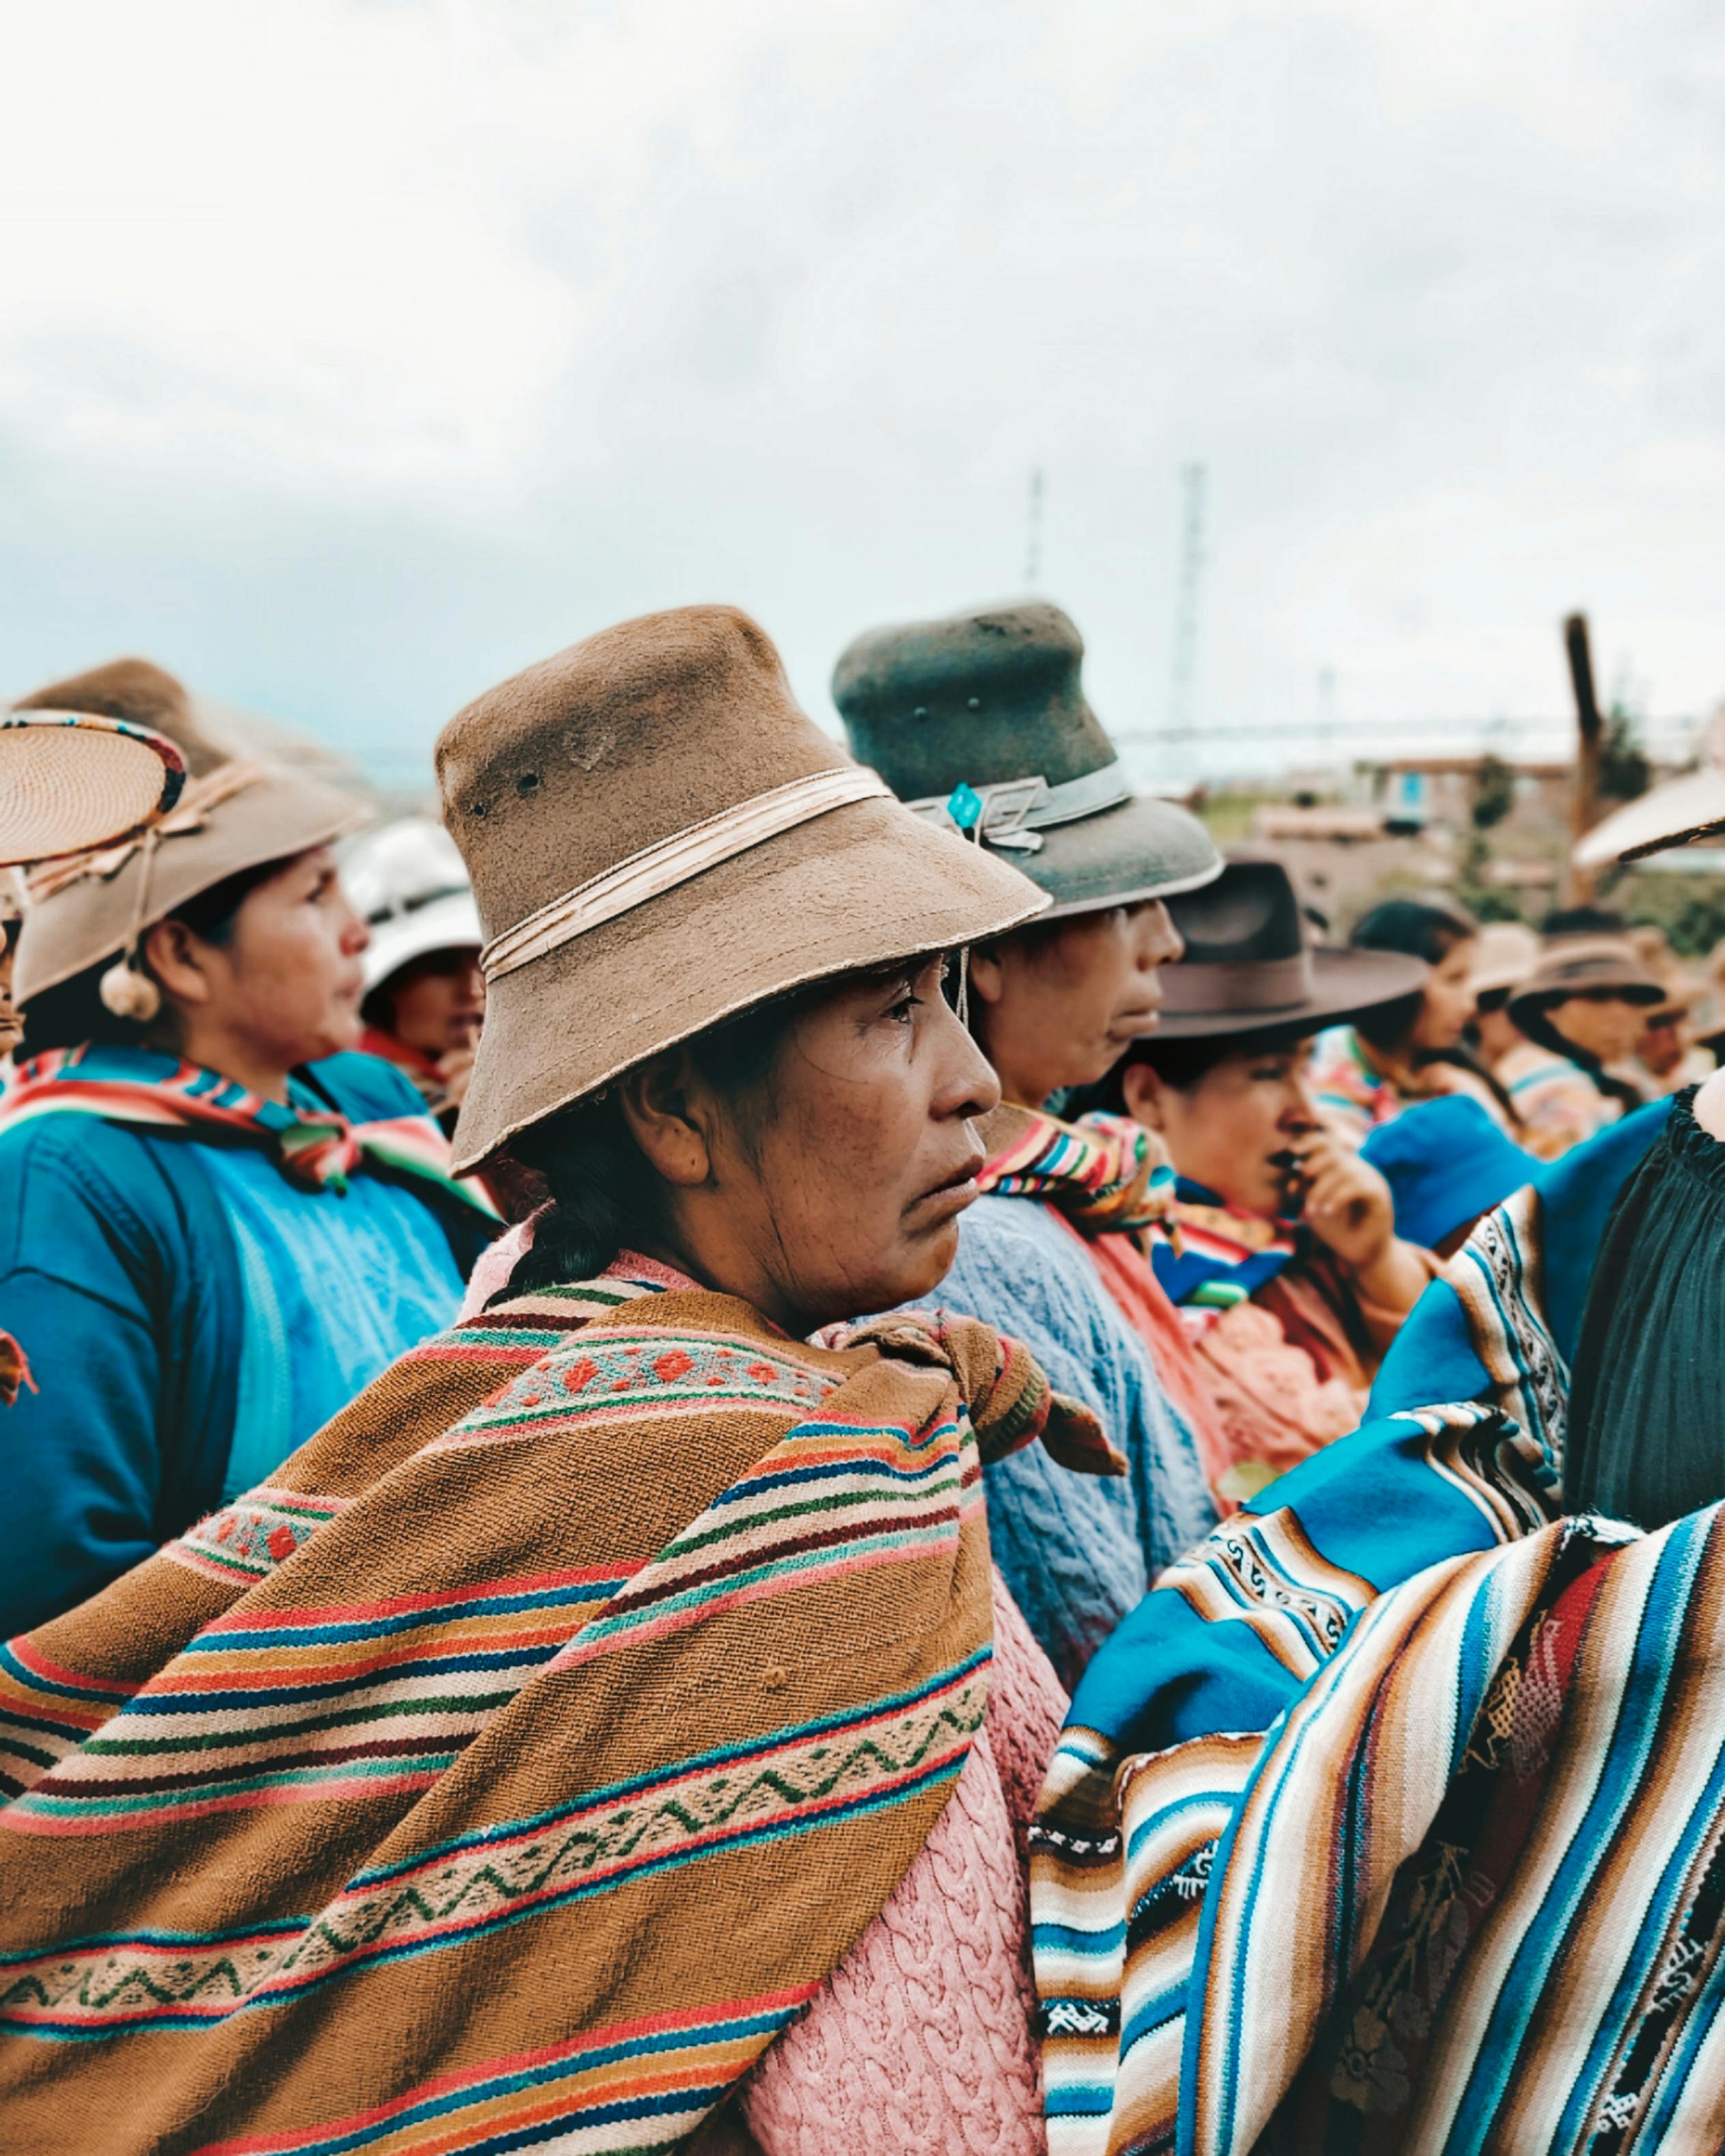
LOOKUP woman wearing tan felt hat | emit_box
[0,605,1118,2156]
[0,659,498,1639]
[1497,912,1668,1160]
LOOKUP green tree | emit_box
[1599,710,1651,805]
[1471,754,1514,830]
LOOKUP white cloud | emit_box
[3,0,1725,780]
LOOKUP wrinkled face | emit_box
[1124,1041,1318,1216]
[693,955,1001,1329]
[0,917,21,1057]
[1411,936,1478,1053]
[973,900,1184,1106]
[185,848,370,1068]
[377,948,485,1060]
[1549,990,1652,1065]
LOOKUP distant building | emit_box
[1357,754,1572,833]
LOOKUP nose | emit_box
[1284,1070,1321,1130]
[932,971,1001,1121]
[334,885,370,957]
[1137,899,1183,970]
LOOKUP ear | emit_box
[139,917,216,1010]
[617,1047,712,1188]
[1118,1058,1168,1132]
[966,942,1007,1009]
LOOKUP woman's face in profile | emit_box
[679,955,1002,1333]
[1411,936,1478,1054]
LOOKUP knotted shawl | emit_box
[979,1104,1176,1238]
[0,1265,1106,2154]
[0,1043,496,1214]
[1033,1097,1695,2153]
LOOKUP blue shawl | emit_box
[1032,1100,1681,2153]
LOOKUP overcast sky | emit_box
[5,0,1725,789]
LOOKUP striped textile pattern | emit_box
[1031,1104,1725,2153]
[0,1044,498,1214]
[0,1267,1091,2153]
[979,1103,1178,1238]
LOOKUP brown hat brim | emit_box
[1143,946,1430,1041]
[15,767,369,1003]
[451,795,1044,1171]
[1508,968,1668,1026]
[1004,790,1221,920]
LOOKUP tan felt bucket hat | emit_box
[439,605,1047,1171]
[13,659,369,1005]
[0,711,187,868]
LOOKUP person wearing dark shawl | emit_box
[833,600,1223,1689]
[0,605,1123,2156]
[1028,764,1725,2151]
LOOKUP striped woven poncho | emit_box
[1031,1096,1725,2155]
[0,1261,1109,2154]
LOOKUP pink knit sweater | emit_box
[463,1238,1067,2153]
[695,1569,1063,2156]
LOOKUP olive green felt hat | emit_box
[437,604,1046,1171]
[832,599,1221,920]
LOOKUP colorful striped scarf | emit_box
[1029,1099,1725,2153]
[979,1104,1177,1239]
[0,1263,1106,2153]
[0,1043,495,1216]
[1148,1177,1299,1335]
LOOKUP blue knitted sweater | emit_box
[915,1195,1217,1691]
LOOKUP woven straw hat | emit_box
[439,605,1046,1171]
[0,709,187,868]
[832,599,1220,918]
[12,659,368,1006]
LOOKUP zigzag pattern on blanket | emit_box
[0,1271,1067,2155]
[0,1656,990,2036]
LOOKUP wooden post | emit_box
[1565,611,1604,903]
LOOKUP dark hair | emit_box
[1346,899,1476,1054]
[1081,1025,1312,1116]
[19,855,293,1056]
[500,989,811,1299]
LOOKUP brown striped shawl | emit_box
[0,1267,1111,2155]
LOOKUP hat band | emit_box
[1157,951,1314,1018]
[904,759,1132,853]
[482,765,893,984]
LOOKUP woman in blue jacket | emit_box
[0,660,495,1635]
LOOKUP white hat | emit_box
[342,818,483,994]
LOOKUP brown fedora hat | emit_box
[0,711,187,868]
[439,605,1046,1171]
[1506,936,1668,1028]
[1152,856,1428,1039]
[832,599,1221,918]
[12,659,368,1005]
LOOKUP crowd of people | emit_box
[0,600,1723,2153]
